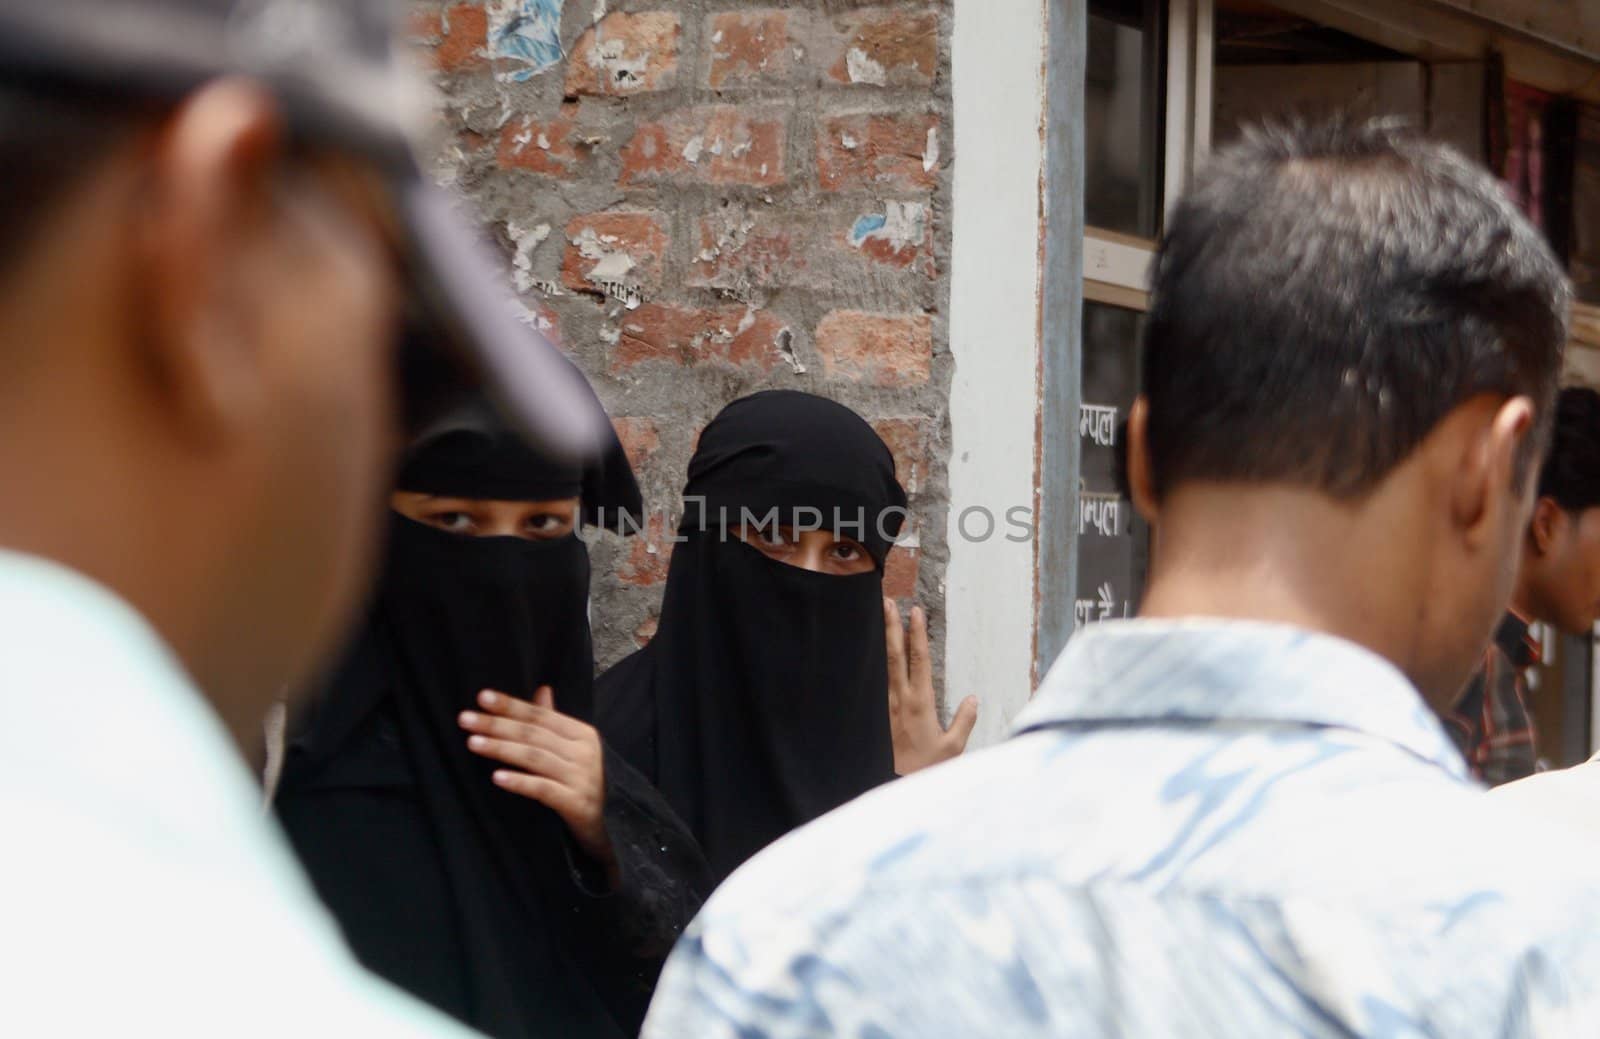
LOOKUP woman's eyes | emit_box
[831,540,865,561]
[524,513,567,534]
[429,511,476,533]
[744,525,791,548]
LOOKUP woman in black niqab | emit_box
[596,390,911,882]
[273,393,708,1039]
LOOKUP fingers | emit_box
[458,710,579,765]
[883,598,906,678]
[492,770,612,868]
[474,688,588,741]
[883,598,907,712]
[907,605,933,708]
[466,734,578,780]
[534,685,554,711]
[490,770,583,819]
[946,696,979,752]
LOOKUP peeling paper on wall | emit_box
[488,0,566,83]
[776,327,805,375]
[598,282,644,309]
[923,127,940,173]
[507,221,552,294]
[845,47,887,86]
[570,227,646,309]
[850,201,928,252]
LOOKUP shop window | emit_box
[1087,0,1165,239]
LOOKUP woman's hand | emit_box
[885,598,978,775]
[459,687,617,885]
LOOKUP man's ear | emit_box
[1127,396,1159,524]
[131,78,287,445]
[1453,395,1534,549]
[1528,496,1567,557]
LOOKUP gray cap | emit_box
[0,0,609,461]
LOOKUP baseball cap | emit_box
[0,0,609,461]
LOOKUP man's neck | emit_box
[1507,565,1540,626]
[0,397,262,757]
[1137,480,1431,690]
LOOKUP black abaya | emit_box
[275,400,707,1038]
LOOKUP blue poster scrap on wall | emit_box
[490,0,566,82]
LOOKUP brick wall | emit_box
[409,0,953,671]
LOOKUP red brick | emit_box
[612,417,662,473]
[883,545,920,600]
[621,106,786,187]
[816,311,932,386]
[823,9,939,87]
[410,4,488,73]
[707,10,798,88]
[633,614,660,647]
[618,515,673,587]
[561,212,670,298]
[817,114,940,193]
[872,417,932,496]
[566,12,681,97]
[497,106,584,178]
[690,207,812,289]
[612,304,792,373]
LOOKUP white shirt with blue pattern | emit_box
[643,619,1600,1038]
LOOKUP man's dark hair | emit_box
[1142,117,1571,501]
[1538,386,1600,512]
[0,84,152,280]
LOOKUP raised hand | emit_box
[459,687,616,884]
[885,598,978,775]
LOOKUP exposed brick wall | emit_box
[410,0,953,672]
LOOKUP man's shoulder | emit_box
[712,729,1063,902]
[648,738,1600,1039]
[706,720,1600,916]
[1492,759,1600,824]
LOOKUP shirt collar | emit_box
[1496,610,1541,669]
[1015,618,1471,782]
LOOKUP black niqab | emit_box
[274,396,698,1038]
[597,390,907,881]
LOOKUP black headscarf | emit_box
[274,394,673,1037]
[597,390,908,881]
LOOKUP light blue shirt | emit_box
[0,550,477,1035]
[644,619,1600,1038]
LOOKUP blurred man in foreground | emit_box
[1442,386,1600,784]
[0,0,604,1032]
[643,120,1600,1037]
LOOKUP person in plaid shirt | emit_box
[1443,612,1542,785]
[1443,387,1600,785]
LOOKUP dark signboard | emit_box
[1075,300,1149,628]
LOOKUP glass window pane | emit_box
[1085,0,1163,238]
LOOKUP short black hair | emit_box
[1538,386,1600,512]
[1142,117,1570,500]
[0,83,152,282]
